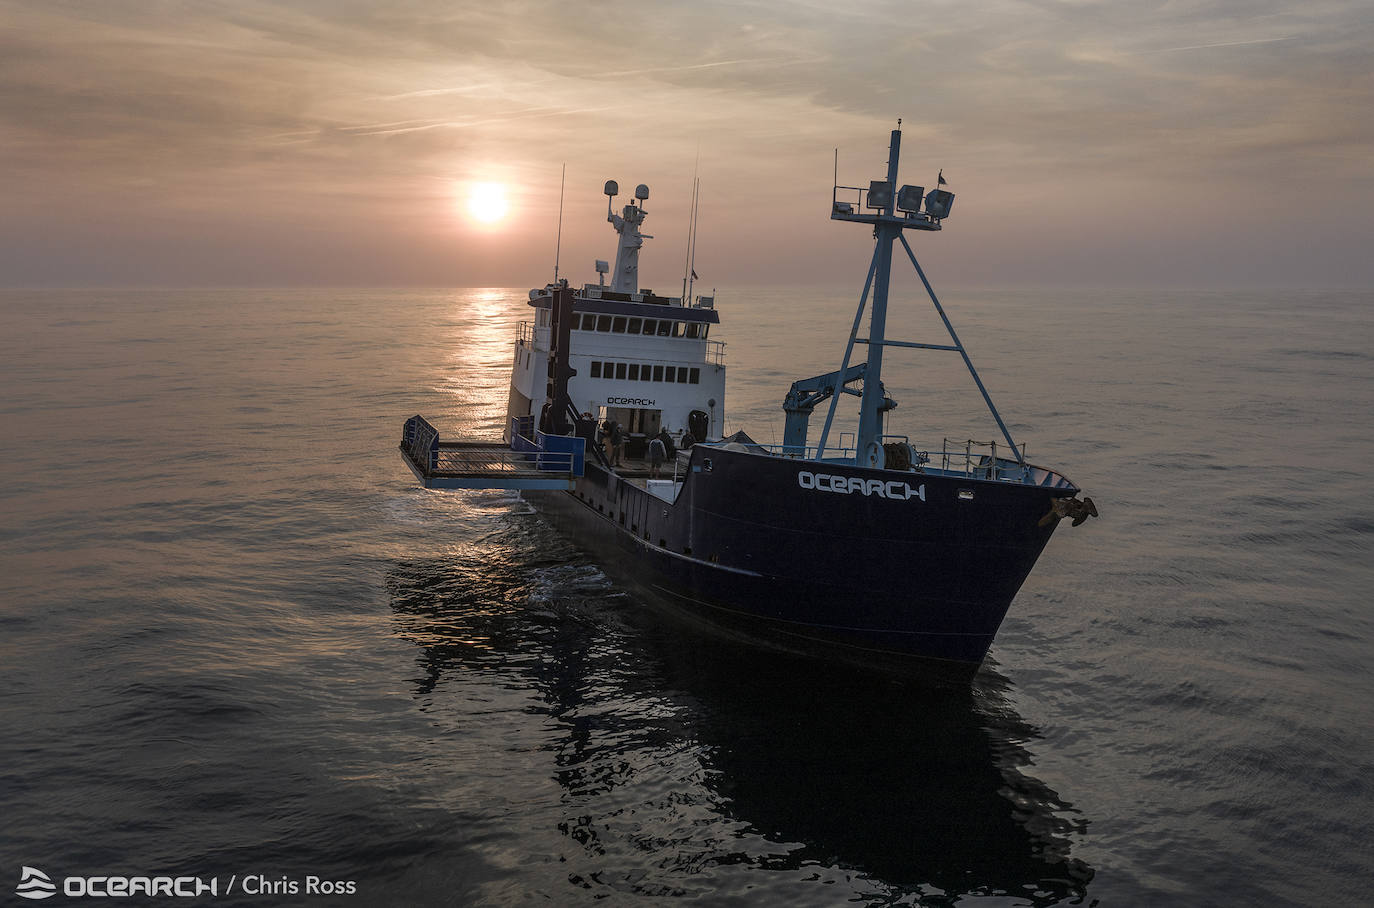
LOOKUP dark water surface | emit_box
[2,287,1371,905]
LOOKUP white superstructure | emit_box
[507,179,725,448]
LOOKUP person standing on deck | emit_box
[647,434,666,478]
[600,419,616,465]
[611,420,627,466]
[657,428,676,461]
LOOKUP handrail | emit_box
[749,443,859,461]
[721,435,1051,484]
[935,438,1030,482]
[433,444,578,475]
[515,321,550,350]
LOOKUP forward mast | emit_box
[820,125,1022,471]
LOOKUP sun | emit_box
[467,182,509,223]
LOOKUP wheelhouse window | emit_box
[672,322,685,338]
[628,317,642,334]
[611,316,627,333]
[642,319,657,335]
[597,315,612,332]
[686,323,701,339]
[656,320,671,337]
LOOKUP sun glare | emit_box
[467,182,509,224]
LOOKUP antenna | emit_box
[681,148,700,302]
[681,177,698,302]
[832,147,840,213]
[553,163,566,284]
[686,178,701,304]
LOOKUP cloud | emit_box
[1131,35,1300,54]
[0,0,1371,287]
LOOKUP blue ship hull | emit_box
[526,444,1076,680]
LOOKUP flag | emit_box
[691,269,698,280]
[938,170,947,186]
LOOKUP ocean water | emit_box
[1,285,1371,906]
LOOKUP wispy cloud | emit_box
[1133,35,1300,55]
[1,0,1371,287]
[339,106,616,137]
[585,55,828,80]
[379,83,516,101]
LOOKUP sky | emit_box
[1,0,1372,290]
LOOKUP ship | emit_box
[400,127,1096,680]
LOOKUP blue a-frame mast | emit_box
[815,126,1024,469]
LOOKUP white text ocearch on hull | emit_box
[798,471,926,501]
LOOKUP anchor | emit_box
[1038,496,1099,528]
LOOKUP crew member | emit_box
[657,428,677,460]
[647,434,666,478]
[600,419,616,464]
[611,420,627,466]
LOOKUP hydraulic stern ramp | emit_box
[400,415,584,491]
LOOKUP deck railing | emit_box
[510,417,586,475]
[516,321,550,350]
[736,434,1065,486]
[930,438,1027,482]
[432,442,580,476]
[746,442,860,461]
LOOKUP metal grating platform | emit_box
[400,416,582,491]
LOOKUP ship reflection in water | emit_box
[387,524,1093,904]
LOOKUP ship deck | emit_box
[602,445,1075,491]
[402,440,580,490]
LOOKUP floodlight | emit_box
[924,189,955,219]
[897,185,925,213]
[867,180,892,210]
